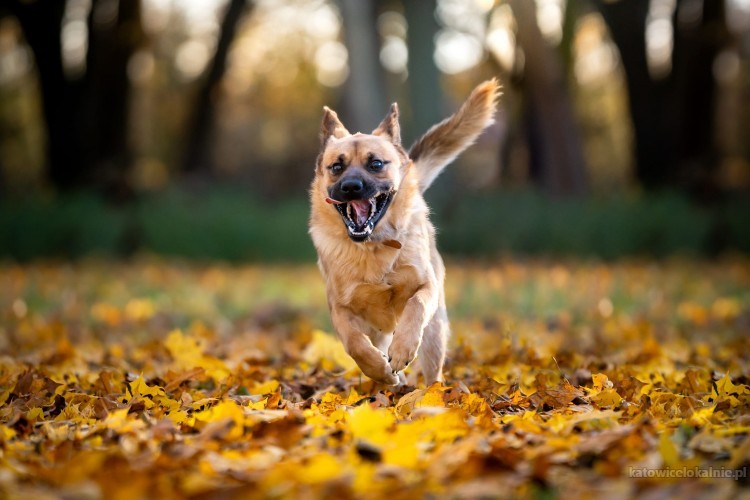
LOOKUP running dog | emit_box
[309,80,500,385]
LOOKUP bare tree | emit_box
[509,0,589,196]
[593,0,731,193]
[182,0,251,175]
[403,0,443,142]
[338,0,386,132]
[9,0,144,194]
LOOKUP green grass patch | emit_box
[1,186,748,261]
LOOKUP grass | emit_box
[1,186,749,262]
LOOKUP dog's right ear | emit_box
[320,106,350,146]
[372,103,401,145]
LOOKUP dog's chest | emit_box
[346,267,420,333]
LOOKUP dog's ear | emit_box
[372,103,401,145]
[320,106,350,146]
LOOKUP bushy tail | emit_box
[409,79,501,193]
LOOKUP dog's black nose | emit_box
[340,178,364,194]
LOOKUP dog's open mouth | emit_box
[328,192,393,241]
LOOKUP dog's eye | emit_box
[330,162,343,174]
[369,159,385,172]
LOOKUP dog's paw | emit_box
[388,336,418,373]
[376,371,400,386]
[361,352,400,385]
[369,364,400,385]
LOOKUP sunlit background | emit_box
[1,0,749,260]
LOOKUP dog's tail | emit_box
[409,79,501,193]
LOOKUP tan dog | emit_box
[309,80,500,385]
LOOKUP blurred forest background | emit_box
[1,0,750,261]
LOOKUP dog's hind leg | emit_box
[417,304,449,385]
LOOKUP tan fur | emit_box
[410,80,501,192]
[309,80,500,385]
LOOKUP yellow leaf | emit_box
[129,374,165,399]
[423,410,469,443]
[124,298,155,321]
[166,409,194,426]
[26,407,44,423]
[296,453,344,484]
[419,385,447,408]
[501,411,544,434]
[714,373,749,404]
[711,297,741,321]
[90,302,121,326]
[0,425,17,442]
[345,388,361,405]
[348,404,395,446]
[383,430,420,468]
[688,405,715,427]
[592,373,611,391]
[395,385,446,417]
[352,462,377,494]
[659,431,680,467]
[248,398,267,410]
[678,301,708,325]
[165,329,230,381]
[591,388,623,408]
[716,425,750,437]
[461,393,495,429]
[194,400,246,440]
[314,392,344,416]
[395,388,424,416]
[302,330,358,372]
[251,380,279,395]
[105,408,146,433]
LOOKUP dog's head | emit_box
[313,104,409,242]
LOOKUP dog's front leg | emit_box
[332,306,400,385]
[388,282,437,374]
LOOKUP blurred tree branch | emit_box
[338,0,386,133]
[593,0,731,195]
[182,0,251,175]
[403,0,443,143]
[509,0,589,196]
[9,0,77,189]
[9,0,144,195]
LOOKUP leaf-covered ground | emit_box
[1,258,749,499]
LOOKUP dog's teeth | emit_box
[366,198,376,222]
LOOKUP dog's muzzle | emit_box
[327,179,394,242]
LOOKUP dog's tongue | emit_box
[350,200,371,226]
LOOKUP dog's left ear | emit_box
[320,106,351,146]
[372,103,401,145]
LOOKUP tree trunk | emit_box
[182,0,250,175]
[403,0,443,143]
[594,0,730,192]
[86,0,144,196]
[10,0,84,189]
[671,0,728,196]
[10,0,143,194]
[338,0,386,133]
[510,0,589,196]
[594,0,673,188]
